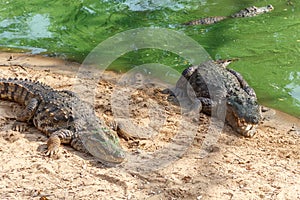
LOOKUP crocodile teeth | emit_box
[245,124,252,131]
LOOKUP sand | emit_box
[0,52,299,200]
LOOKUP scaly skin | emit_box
[231,5,274,18]
[175,60,262,137]
[183,16,227,25]
[0,78,125,164]
[183,4,274,25]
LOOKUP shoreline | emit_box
[1,51,299,120]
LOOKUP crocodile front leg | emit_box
[198,97,214,115]
[46,129,73,157]
[46,134,61,156]
[46,129,87,156]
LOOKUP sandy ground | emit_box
[0,52,299,200]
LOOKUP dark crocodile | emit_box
[0,78,125,164]
[174,60,262,137]
[184,4,274,25]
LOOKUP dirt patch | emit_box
[0,52,299,199]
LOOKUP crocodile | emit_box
[0,78,125,164]
[183,4,274,25]
[174,60,262,137]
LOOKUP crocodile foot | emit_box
[12,121,28,132]
[45,135,61,157]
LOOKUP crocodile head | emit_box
[226,94,262,137]
[81,127,126,164]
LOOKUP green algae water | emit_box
[0,0,299,117]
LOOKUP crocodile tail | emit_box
[0,78,51,105]
[0,78,31,104]
[183,16,227,25]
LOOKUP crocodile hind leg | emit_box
[174,86,203,114]
[12,98,39,132]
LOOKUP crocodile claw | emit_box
[46,135,61,157]
[12,121,28,132]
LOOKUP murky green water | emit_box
[0,0,299,117]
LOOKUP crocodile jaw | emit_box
[236,122,258,137]
[226,108,260,137]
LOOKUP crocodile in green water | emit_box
[183,5,274,25]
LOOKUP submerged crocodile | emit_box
[0,78,125,164]
[174,60,262,137]
[184,4,274,25]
